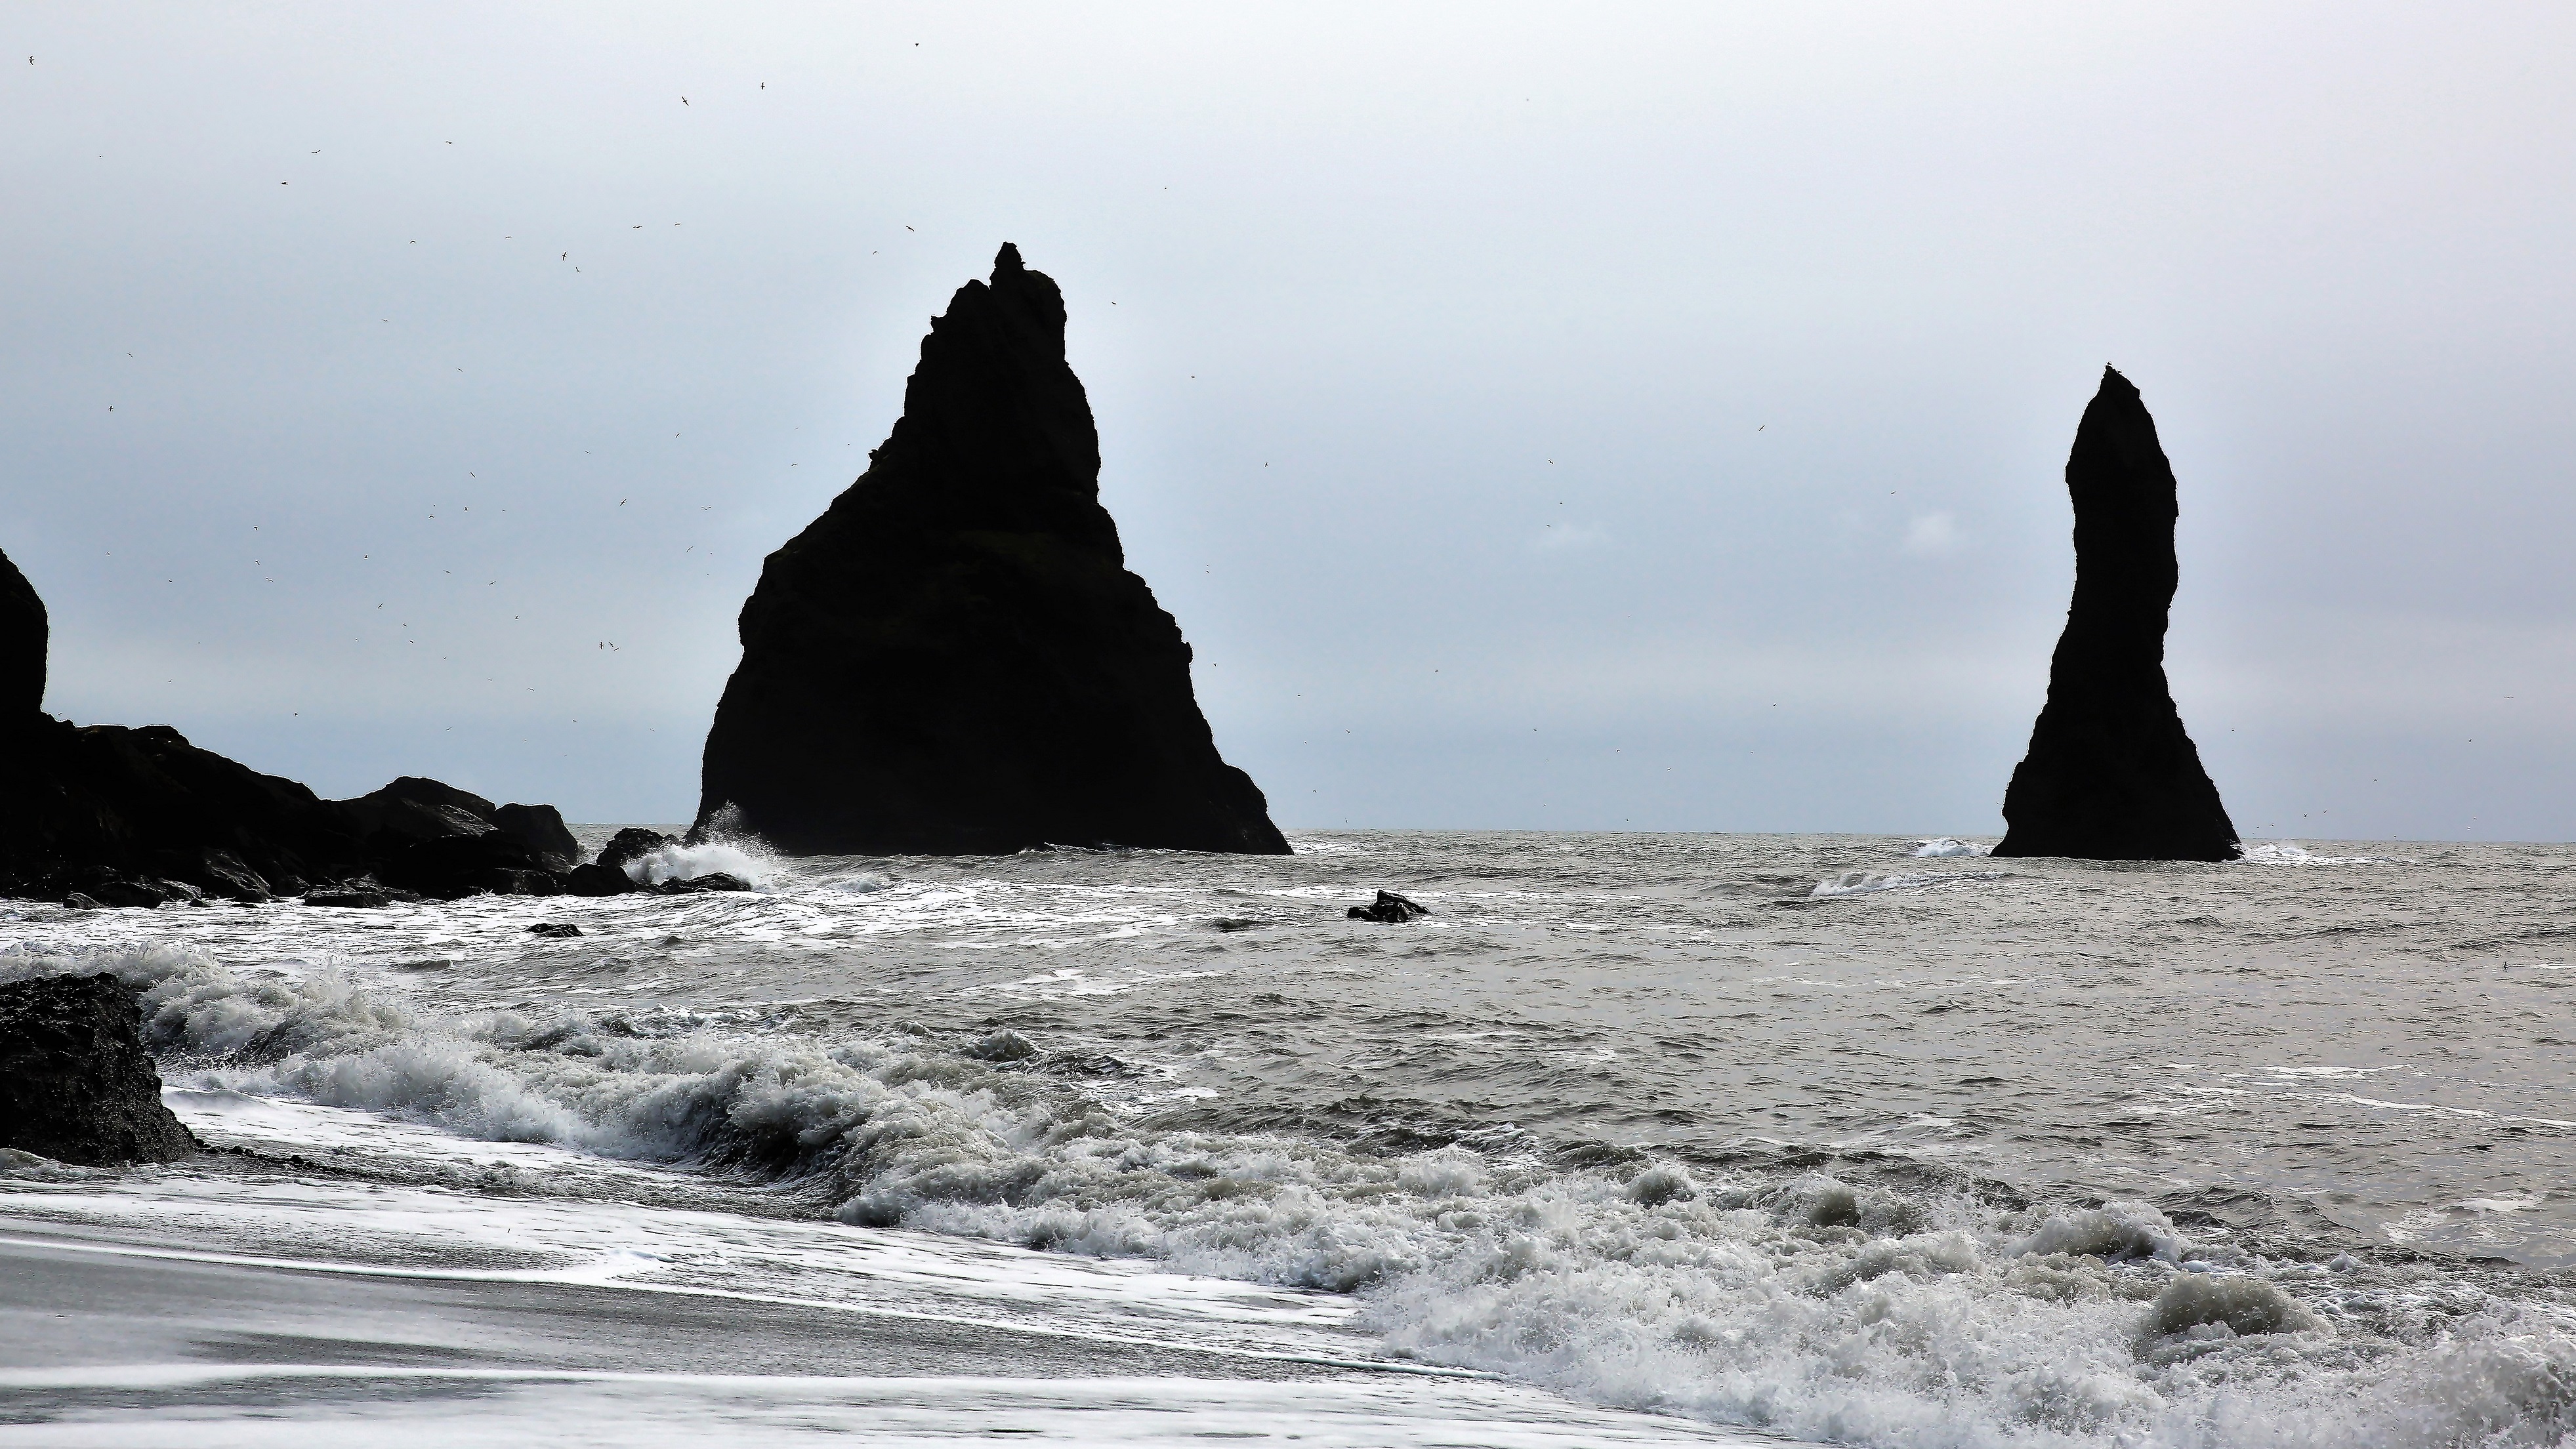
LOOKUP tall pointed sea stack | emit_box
[696,245,1289,855]
[1995,367,2238,861]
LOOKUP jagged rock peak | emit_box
[695,244,1289,856]
[1,543,44,720]
[1994,366,2238,861]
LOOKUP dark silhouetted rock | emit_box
[695,244,1288,857]
[0,972,197,1165]
[0,546,585,900]
[1,544,43,721]
[565,863,642,897]
[335,777,499,843]
[595,828,677,874]
[0,720,378,899]
[494,803,580,871]
[334,779,580,871]
[1995,368,2239,862]
[526,922,583,938]
[78,878,171,909]
[372,833,569,900]
[192,848,273,903]
[1346,890,1430,922]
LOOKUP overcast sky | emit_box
[8,5,2575,839]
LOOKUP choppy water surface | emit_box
[7,830,2574,1447]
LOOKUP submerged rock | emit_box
[0,972,198,1165]
[1347,890,1430,922]
[526,922,583,938]
[1995,368,2239,861]
[648,872,753,895]
[965,1029,1041,1062]
[695,243,1287,857]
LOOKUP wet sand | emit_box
[0,1226,1774,1446]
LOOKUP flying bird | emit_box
[681,96,688,105]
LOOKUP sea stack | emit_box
[1,544,44,722]
[1994,367,2239,861]
[696,244,1288,855]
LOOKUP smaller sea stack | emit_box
[1995,367,2238,861]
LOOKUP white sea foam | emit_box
[1812,872,1934,897]
[2236,842,2411,867]
[9,939,2575,1448]
[1911,838,1991,857]
[625,840,779,888]
[0,1368,1775,1447]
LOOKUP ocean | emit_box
[3,829,2572,1447]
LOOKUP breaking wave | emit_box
[2237,843,2414,867]
[623,840,779,888]
[5,941,2573,1447]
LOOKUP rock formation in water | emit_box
[696,244,1289,856]
[1994,367,2239,861]
[1346,890,1430,922]
[0,543,588,901]
[0,972,199,1165]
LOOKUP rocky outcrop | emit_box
[0,972,198,1165]
[333,777,580,870]
[0,546,585,903]
[1347,890,1430,922]
[1995,368,2239,861]
[1,544,42,721]
[1,719,378,899]
[696,244,1288,857]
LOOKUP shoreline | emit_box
[0,1225,1770,1446]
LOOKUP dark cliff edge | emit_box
[1,542,42,720]
[695,243,1289,856]
[1995,367,2239,861]
[0,972,198,1165]
[0,543,596,902]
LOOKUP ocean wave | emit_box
[1809,871,2012,899]
[1813,872,1936,897]
[5,942,2571,1447]
[1911,838,1991,858]
[625,840,780,888]
[2237,843,2413,867]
